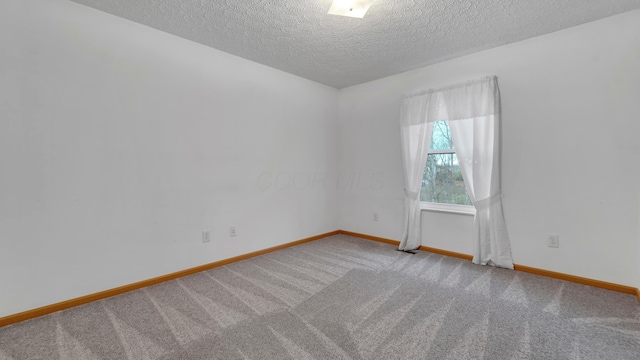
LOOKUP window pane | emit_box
[421,153,472,205]
[429,120,454,150]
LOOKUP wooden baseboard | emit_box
[0,230,339,328]
[512,264,637,295]
[418,246,474,261]
[341,230,640,300]
[337,230,473,261]
[338,230,399,246]
[2,229,638,328]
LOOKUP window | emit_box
[420,121,473,211]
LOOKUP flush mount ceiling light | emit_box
[327,0,374,18]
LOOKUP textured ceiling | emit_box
[70,0,640,88]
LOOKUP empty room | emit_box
[1,0,639,359]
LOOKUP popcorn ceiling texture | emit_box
[70,0,640,88]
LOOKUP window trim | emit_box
[420,201,476,215]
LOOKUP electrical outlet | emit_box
[202,230,211,243]
[373,212,379,222]
[547,234,559,248]
[230,226,237,237]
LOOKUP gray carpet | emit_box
[1,235,639,359]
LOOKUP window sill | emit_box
[420,202,476,216]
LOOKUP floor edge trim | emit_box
[0,230,339,328]
[339,230,640,299]
[3,229,637,327]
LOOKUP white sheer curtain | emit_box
[399,76,513,268]
[399,94,433,250]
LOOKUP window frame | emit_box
[420,201,476,215]
[420,121,475,215]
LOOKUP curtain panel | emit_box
[399,76,513,269]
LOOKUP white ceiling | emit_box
[70,0,640,89]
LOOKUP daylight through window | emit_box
[421,121,472,206]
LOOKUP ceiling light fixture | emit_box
[327,0,374,19]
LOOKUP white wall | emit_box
[0,0,338,317]
[339,10,640,287]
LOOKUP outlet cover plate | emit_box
[547,234,559,248]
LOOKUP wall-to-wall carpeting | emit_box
[1,235,638,359]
